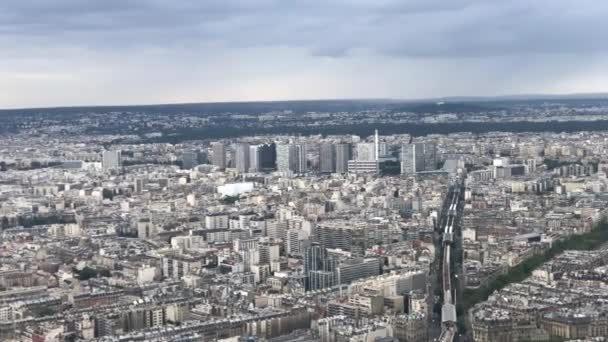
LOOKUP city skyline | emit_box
[3,2,608,341]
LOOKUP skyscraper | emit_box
[304,244,337,291]
[319,143,336,173]
[249,145,261,173]
[401,143,423,175]
[276,144,295,174]
[335,143,352,174]
[181,150,199,169]
[235,143,250,173]
[259,143,276,170]
[211,142,226,169]
[294,143,307,174]
[276,143,307,175]
[423,142,437,171]
[102,150,122,173]
[356,143,376,161]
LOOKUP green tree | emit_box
[77,267,98,280]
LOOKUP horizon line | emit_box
[2,91,608,111]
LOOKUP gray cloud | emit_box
[1,0,607,57]
[0,0,607,108]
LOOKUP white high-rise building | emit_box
[356,143,376,161]
[401,143,424,175]
[249,145,261,173]
[235,143,250,173]
[401,142,436,175]
[102,150,122,172]
[276,143,307,175]
[211,142,226,169]
[276,144,295,174]
[295,143,307,174]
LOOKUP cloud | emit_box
[1,0,607,57]
[0,0,607,107]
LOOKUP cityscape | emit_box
[3,1,608,341]
[3,99,608,341]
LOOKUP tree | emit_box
[77,267,98,280]
[102,189,114,200]
[98,269,112,277]
[221,195,239,205]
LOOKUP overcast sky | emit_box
[1,0,608,108]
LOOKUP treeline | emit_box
[463,219,608,310]
[139,120,608,144]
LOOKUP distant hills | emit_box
[2,93,608,115]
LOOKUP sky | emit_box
[1,0,608,108]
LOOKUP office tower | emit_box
[319,143,336,173]
[181,150,199,170]
[378,142,388,158]
[276,143,306,175]
[249,145,261,173]
[211,142,226,169]
[294,143,307,174]
[304,244,337,291]
[259,143,276,170]
[315,223,365,251]
[276,144,295,174]
[102,150,122,172]
[285,228,310,256]
[235,143,250,173]
[423,143,437,171]
[525,158,537,173]
[401,143,425,175]
[134,179,144,193]
[335,143,352,174]
[356,143,376,161]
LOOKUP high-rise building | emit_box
[134,179,144,193]
[102,150,122,172]
[374,129,379,161]
[259,143,277,170]
[304,244,337,291]
[249,145,261,173]
[235,143,250,173]
[295,143,307,174]
[276,144,295,174]
[335,143,352,174]
[356,143,376,161]
[211,142,226,169]
[276,143,307,175]
[181,150,199,170]
[319,143,336,173]
[423,143,437,171]
[401,143,424,175]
